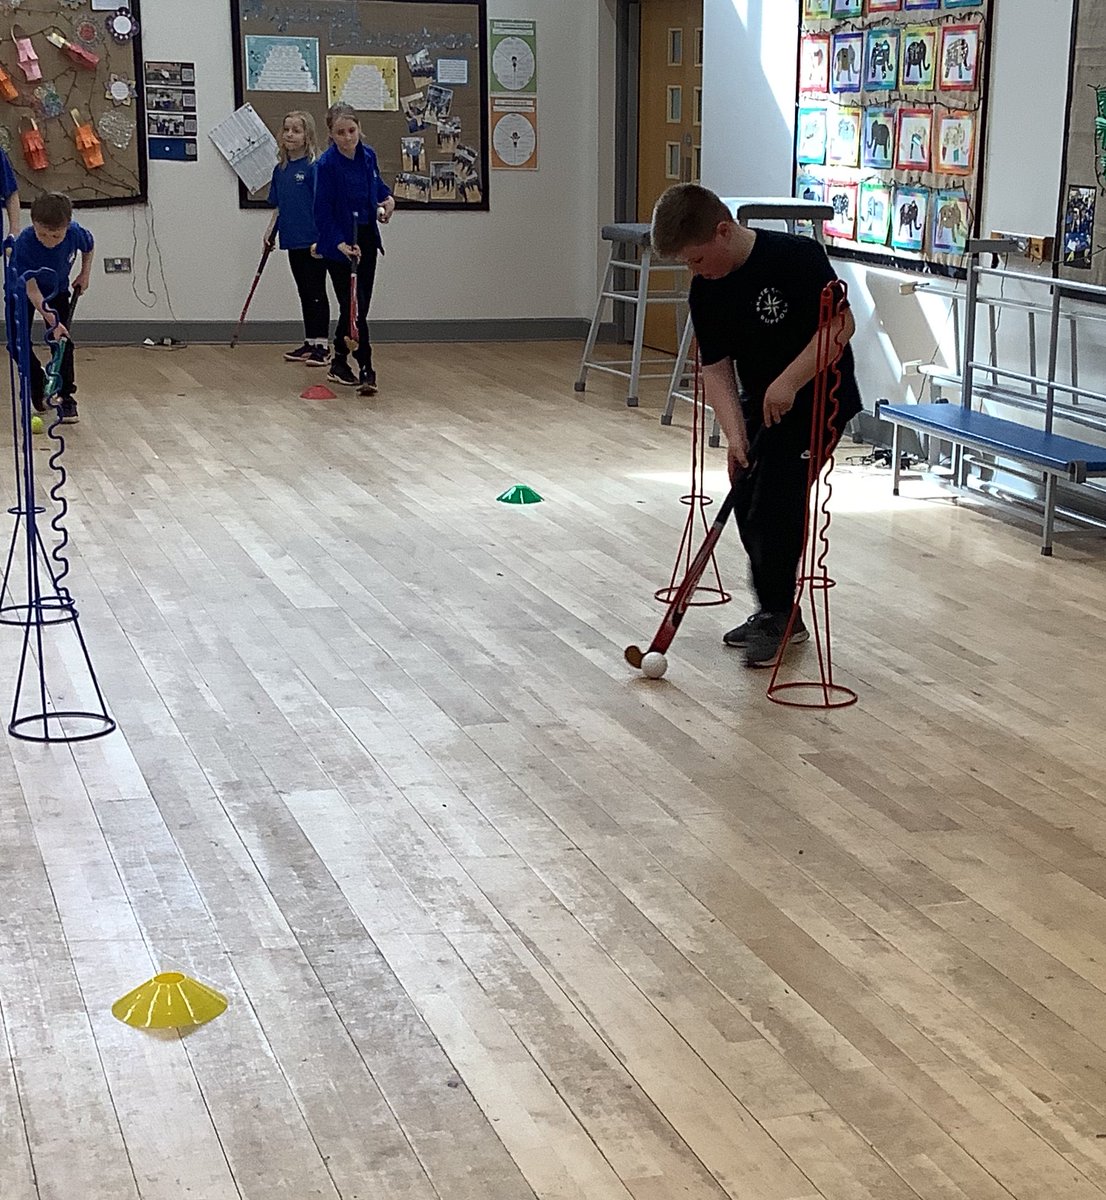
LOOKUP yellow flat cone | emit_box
[112,972,227,1030]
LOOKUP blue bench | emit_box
[876,400,1106,555]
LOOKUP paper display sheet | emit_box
[145,61,198,162]
[489,18,537,170]
[208,103,279,193]
[229,0,490,212]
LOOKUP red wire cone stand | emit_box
[767,279,857,710]
[655,343,730,609]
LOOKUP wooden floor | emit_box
[5,341,1106,1199]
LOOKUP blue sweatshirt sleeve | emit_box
[366,147,392,205]
[312,151,345,261]
[72,222,94,252]
[0,149,17,204]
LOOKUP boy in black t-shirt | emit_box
[651,184,862,668]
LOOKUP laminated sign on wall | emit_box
[489,18,536,170]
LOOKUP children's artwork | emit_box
[803,0,831,15]
[800,35,830,94]
[904,0,939,8]
[830,32,863,94]
[864,28,899,91]
[896,107,932,170]
[900,26,936,89]
[862,105,896,168]
[1063,185,1096,269]
[936,110,974,173]
[796,173,825,204]
[942,0,978,7]
[939,24,980,91]
[327,55,399,111]
[867,0,901,9]
[245,35,319,93]
[828,106,861,166]
[858,179,893,244]
[932,189,969,253]
[892,185,929,251]
[825,180,858,240]
[832,0,863,15]
[797,105,828,164]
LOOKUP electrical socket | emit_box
[103,257,132,274]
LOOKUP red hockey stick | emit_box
[344,213,360,353]
[230,235,275,348]
[625,432,764,669]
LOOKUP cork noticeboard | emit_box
[0,0,145,207]
[230,0,489,211]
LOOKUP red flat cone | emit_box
[301,384,337,400]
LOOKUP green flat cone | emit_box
[497,485,543,504]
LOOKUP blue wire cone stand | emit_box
[1,249,114,742]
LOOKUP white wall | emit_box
[700,0,1085,411]
[73,0,613,326]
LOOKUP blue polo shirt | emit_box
[267,157,317,250]
[0,149,17,238]
[11,222,94,299]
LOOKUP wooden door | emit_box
[637,0,703,356]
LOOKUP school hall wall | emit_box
[699,0,1104,418]
[69,0,617,338]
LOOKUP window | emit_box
[695,28,704,66]
[667,86,682,123]
[668,28,683,66]
[693,146,701,182]
[666,142,680,179]
[694,87,702,126]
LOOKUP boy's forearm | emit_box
[6,193,19,234]
[778,309,855,392]
[702,361,746,446]
[77,250,94,279]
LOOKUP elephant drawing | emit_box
[831,191,851,218]
[899,199,921,237]
[903,38,929,80]
[868,38,892,80]
[866,117,891,159]
[865,196,885,224]
[944,37,971,80]
[937,201,964,239]
[835,44,857,82]
[942,121,967,165]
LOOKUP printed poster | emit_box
[327,55,399,111]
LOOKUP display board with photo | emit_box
[793,0,991,274]
[230,0,489,211]
[1057,0,1106,282]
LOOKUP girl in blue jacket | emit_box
[264,111,330,367]
[313,103,395,394]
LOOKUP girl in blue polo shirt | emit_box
[313,103,395,394]
[265,111,330,368]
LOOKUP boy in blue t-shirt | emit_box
[11,192,94,423]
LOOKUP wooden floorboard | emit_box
[3,341,1106,1198]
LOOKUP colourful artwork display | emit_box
[900,26,936,89]
[800,35,830,93]
[896,107,932,170]
[937,110,974,173]
[862,105,896,168]
[939,23,981,91]
[830,32,864,95]
[932,189,969,252]
[892,184,928,250]
[828,106,862,166]
[864,28,899,91]
[858,179,893,243]
[797,105,828,163]
[825,179,858,239]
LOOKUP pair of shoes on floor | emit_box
[327,359,378,395]
[723,609,809,669]
[284,343,330,367]
[142,336,186,350]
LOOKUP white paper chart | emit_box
[208,104,279,194]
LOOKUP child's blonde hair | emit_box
[277,110,318,165]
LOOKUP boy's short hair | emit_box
[650,184,732,258]
[30,192,71,230]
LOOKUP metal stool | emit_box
[576,222,688,408]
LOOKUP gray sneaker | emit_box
[744,611,809,669]
[722,611,766,647]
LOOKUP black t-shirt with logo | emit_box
[688,229,862,424]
